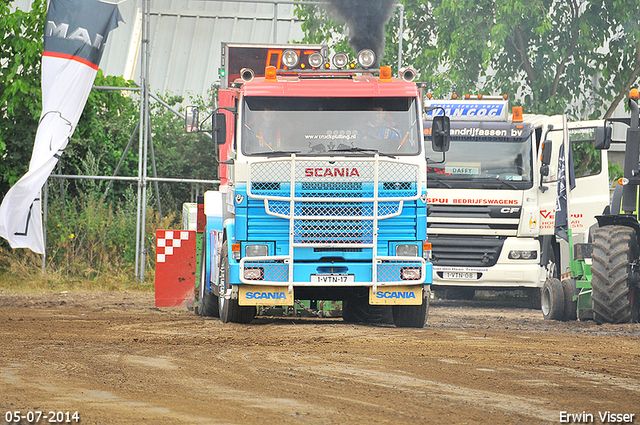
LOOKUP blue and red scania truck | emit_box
[186,43,448,327]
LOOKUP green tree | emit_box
[295,0,640,118]
[0,0,46,197]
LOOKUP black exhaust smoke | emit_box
[326,0,397,66]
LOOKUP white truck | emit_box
[423,96,610,304]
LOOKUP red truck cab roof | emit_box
[239,75,420,98]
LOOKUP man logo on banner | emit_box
[0,0,123,254]
[555,139,576,241]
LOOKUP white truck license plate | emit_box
[443,272,477,280]
[311,274,354,283]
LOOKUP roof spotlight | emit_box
[332,52,349,69]
[282,49,299,68]
[308,52,324,68]
[357,49,376,69]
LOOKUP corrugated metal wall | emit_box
[11,0,305,100]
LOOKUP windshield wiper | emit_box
[329,147,395,159]
[474,176,519,189]
[252,150,301,157]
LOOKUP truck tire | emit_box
[218,241,255,324]
[392,298,429,328]
[591,225,640,324]
[197,241,219,317]
[561,278,577,321]
[342,296,394,324]
[541,278,565,320]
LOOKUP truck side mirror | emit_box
[540,140,552,167]
[185,106,200,133]
[431,115,450,153]
[213,112,227,145]
[539,140,552,187]
[594,125,612,150]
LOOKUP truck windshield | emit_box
[424,121,533,189]
[241,96,421,156]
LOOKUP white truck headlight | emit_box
[401,267,421,280]
[396,244,419,257]
[245,244,268,257]
[508,250,537,260]
[357,49,376,69]
[282,49,299,67]
[244,268,264,280]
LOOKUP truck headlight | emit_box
[396,244,418,257]
[282,49,299,67]
[508,250,537,260]
[401,267,421,280]
[308,52,324,68]
[244,268,264,280]
[245,244,268,257]
[357,49,376,69]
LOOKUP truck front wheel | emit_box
[218,241,256,324]
[197,240,220,317]
[591,225,640,324]
[392,297,429,328]
[541,278,564,320]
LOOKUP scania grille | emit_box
[429,234,505,267]
[248,157,421,246]
[427,204,520,234]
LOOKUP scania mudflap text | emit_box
[423,95,610,308]
[187,45,449,327]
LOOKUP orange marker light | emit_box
[452,93,458,99]
[512,106,523,123]
[477,94,483,99]
[426,93,433,99]
[464,93,470,99]
[502,94,508,100]
[630,88,639,100]
[265,66,277,81]
[380,66,392,81]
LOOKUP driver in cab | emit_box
[363,108,401,140]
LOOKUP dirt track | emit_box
[0,290,639,425]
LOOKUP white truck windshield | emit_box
[241,96,421,156]
[425,122,534,189]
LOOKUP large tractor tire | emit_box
[392,297,429,328]
[342,296,394,324]
[591,226,640,324]
[197,240,219,317]
[218,241,256,324]
[541,278,565,320]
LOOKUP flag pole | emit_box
[562,114,573,264]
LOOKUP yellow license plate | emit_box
[238,286,293,306]
[369,285,423,305]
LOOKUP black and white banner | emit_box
[0,0,122,254]
[555,132,576,241]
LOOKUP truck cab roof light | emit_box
[464,93,470,99]
[332,52,349,69]
[502,94,508,100]
[512,106,523,122]
[452,93,458,99]
[264,66,277,81]
[380,66,392,81]
[282,49,299,68]
[357,49,376,69]
[308,52,324,68]
[426,93,433,99]
[477,94,483,99]
[630,88,639,100]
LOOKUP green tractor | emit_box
[544,89,640,323]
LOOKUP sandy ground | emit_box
[0,290,639,425]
